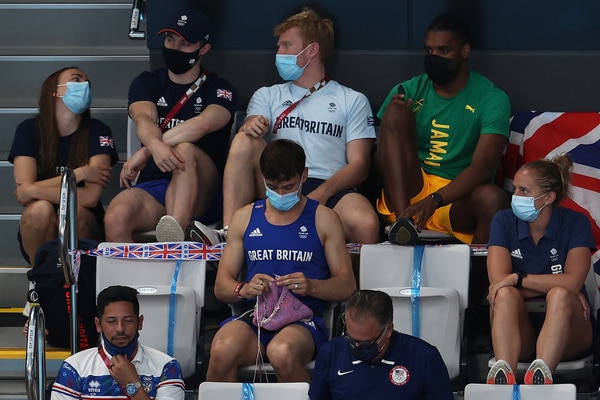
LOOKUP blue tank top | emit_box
[244,198,329,313]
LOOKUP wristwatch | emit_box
[430,192,443,208]
[125,381,142,396]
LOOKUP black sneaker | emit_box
[386,218,419,245]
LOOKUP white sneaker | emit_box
[155,215,184,242]
[214,227,228,242]
[185,221,226,245]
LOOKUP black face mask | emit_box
[350,341,382,362]
[345,325,387,362]
[424,54,459,86]
[162,46,200,75]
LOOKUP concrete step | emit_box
[0,267,29,309]
[0,217,25,267]
[0,379,27,400]
[0,327,69,379]
[0,3,147,57]
[0,56,149,109]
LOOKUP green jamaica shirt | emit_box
[377,71,511,180]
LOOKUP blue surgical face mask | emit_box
[264,177,303,211]
[511,193,548,222]
[101,332,139,360]
[58,81,92,114]
[275,45,311,81]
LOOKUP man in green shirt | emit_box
[375,13,510,245]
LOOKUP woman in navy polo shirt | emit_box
[9,66,118,266]
[485,154,595,385]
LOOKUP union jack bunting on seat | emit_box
[500,111,600,270]
[80,242,362,260]
[83,242,222,261]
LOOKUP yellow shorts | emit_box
[376,170,473,244]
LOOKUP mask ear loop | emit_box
[296,44,314,69]
[535,192,550,211]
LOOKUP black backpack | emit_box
[27,239,98,349]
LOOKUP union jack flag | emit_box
[216,89,233,101]
[346,242,363,254]
[99,136,114,147]
[84,242,224,261]
[500,111,600,271]
[80,241,366,261]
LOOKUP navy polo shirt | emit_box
[309,330,453,400]
[488,207,596,276]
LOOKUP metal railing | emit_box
[129,0,146,39]
[58,168,79,355]
[25,305,46,400]
[25,168,80,399]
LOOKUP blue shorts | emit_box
[302,178,354,209]
[134,178,171,205]
[220,309,329,360]
[134,178,223,225]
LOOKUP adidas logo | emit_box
[282,100,293,107]
[510,249,523,259]
[249,228,263,237]
[157,97,168,107]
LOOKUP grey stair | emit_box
[0,56,148,108]
[0,379,27,399]
[0,0,147,312]
[0,216,25,267]
[0,3,146,56]
[0,267,29,308]
[0,0,149,383]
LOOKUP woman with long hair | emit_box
[486,154,595,385]
[9,66,118,265]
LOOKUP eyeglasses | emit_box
[343,325,387,348]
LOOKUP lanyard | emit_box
[272,76,330,135]
[98,346,129,398]
[158,72,207,132]
[98,345,113,370]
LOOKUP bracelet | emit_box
[515,271,527,288]
[234,281,246,298]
